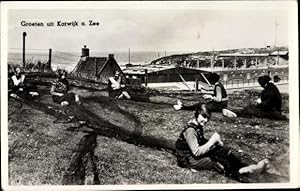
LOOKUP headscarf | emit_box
[208,73,220,84]
[258,75,271,87]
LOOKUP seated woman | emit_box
[50,70,80,106]
[9,66,39,98]
[174,73,236,118]
[235,75,287,120]
[176,104,270,182]
[108,70,131,100]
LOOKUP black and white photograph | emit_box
[1,1,299,190]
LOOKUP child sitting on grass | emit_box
[175,104,270,182]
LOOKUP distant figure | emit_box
[273,75,281,82]
[174,73,236,118]
[9,66,39,98]
[175,104,270,181]
[108,70,131,100]
[50,70,80,106]
[236,75,287,120]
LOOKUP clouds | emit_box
[7,8,289,53]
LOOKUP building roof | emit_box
[72,56,108,78]
[123,65,209,75]
[218,53,269,57]
[270,50,289,56]
[123,65,174,75]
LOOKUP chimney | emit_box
[108,54,114,59]
[81,45,89,57]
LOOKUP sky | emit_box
[6,3,291,53]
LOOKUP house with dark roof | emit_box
[71,46,124,84]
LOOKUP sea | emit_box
[7,50,189,72]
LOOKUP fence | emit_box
[222,75,288,89]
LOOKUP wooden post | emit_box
[222,59,225,69]
[129,48,131,64]
[22,32,27,68]
[195,79,199,92]
[95,59,97,79]
[48,49,52,70]
[234,59,237,70]
[144,69,148,87]
[210,56,214,71]
[255,58,258,68]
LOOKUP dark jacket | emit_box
[175,123,207,167]
[213,82,227,99]
[259,82,282,113]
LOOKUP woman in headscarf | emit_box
[108,70,131,100]
[10,66,39,98]
[50,69,80,106]
[176,104,270,182]
[174,73,237,118]
[235,75,287,120]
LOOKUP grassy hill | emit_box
[7,84,289,185]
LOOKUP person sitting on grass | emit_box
[108,70,131,100]
[175,104,270,182]
[9,66,39,99]
[174,73,236,118]
[235,75,287,120]
[50,69,80,106]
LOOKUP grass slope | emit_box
[7,89,289,185]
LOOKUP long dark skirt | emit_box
[11,84,38,98]
[52,93,76,104]
[236,105,287,120]
[181,101,228,113]
[109,89,122,98]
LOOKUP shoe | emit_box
[79,120,86,125]
[10,93,20,99]
[29,92,39,96]
[239,159,270,174]
[222,109,237,118]
[173,104,181,110]
[61,101,69,106]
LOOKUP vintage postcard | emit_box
[1,1,299,190]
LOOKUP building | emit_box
[71,45,125,84]
[269,50,289,65]
[123,65,212,90]
[217,53,271,70]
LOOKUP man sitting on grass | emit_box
[175,104,270,182]
[174,73,236,118]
